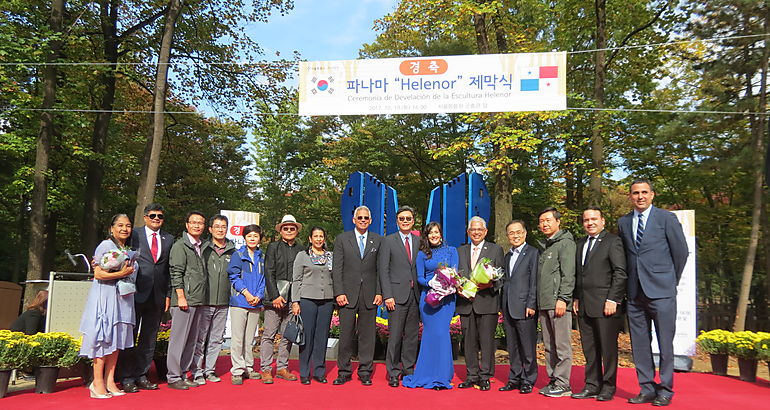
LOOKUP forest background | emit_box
[1,0,768,332]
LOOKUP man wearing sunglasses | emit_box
[118,203,175,393]
[378,206,421,388]
[332,206,382,386]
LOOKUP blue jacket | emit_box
[227,246,266,309]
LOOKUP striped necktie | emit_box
[635,213,645,249]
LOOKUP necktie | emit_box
[509,248,519,276]
[359,235,365,258]
[151,232,159,262]
[194,240,201,257]
[635,213,645,249]
[471,246,480,268]
[404,235,412,263]
[584,237,595,265]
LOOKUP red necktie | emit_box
[151,232,159,262]
[404,235,412,263]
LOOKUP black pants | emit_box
[298,298,334,379]
[117,296,163,383]
[337,298,377,378]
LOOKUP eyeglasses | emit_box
[468,228,486,232]
[187,221,205,226]
[282,226,297,232]
[356,215,371,221]
[507,230,526,236]
[397,216,413,222]
[146,213,164,220]
[211,225,227,230]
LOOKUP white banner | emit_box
[298,52,567,115]
[652,210,697,356]
[219,209,260,339]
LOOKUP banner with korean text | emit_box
[298,52,567,115]
[220,209,259,339]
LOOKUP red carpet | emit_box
[2,357,768,409]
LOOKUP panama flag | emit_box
[519,65,559,92]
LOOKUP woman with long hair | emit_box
[10,290,48,334]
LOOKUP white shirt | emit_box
[399,231,411,245]
[355,229,369,254]
[508,243,526,275]
[632,206,653,239]
[144,225,161,249]
[582,234,600,265]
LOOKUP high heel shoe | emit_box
[107,388,126,396]
[89,383,112,399]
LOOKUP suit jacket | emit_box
[618,205,688,300]
[377,232,419,304]
[131,227,174,305]
[456,241,505,315]
[501,243,538,320]
[574,230,627,318]
[332,230,382,309]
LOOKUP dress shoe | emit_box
[312,376,328,384]
[167,380,190,390]
[457,380,477,389]
[107,388,126,396]
[596,391,614,401]
[261,370,274,384]
[571,388,599,399]
[388,377,400,387]
[182,378,199,388]
[628,393,656,404]
[136,377,159,390]
[89,383,112,399]
[276,368,298,381]
[478,380,491,391]
[432,385,449,390]
[519,383,533,394]
[499,381,520,391]
[652,395,672,407]
[300,377,311,385]
[333,376,351,385]
[359,376,372,386]
[121,382,139,393]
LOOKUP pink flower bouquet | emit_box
[425,265,460,308]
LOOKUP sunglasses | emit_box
[356,215,371,221]
[146,213,164,220]
[282,226,297,232]
[398,216,413,222]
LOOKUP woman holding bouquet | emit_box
[79,214,137,399]
[403,222,458,390]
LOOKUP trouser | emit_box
[229,306,261,377]
[539,309,573,389]
[167,306,203,383]
[337,299,377,379]
[298,298,334,379]
[460,311,498,381]
[628,293,676,398]
[192,305,229,378]
[578,313,623,393]
[385,292,419,379]
[117,296,163,384]
[502,310,538,386]
[260,305,292,372]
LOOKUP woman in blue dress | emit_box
[79,214,137,399]
[403,221,458,390]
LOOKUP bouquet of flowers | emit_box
[97,247,138,296]
[470,257,504,284]
[425,265,461,308]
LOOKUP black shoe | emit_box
[333,376,350,385]
[167,380,189,390]
[652,395,672,407]
[432,385,449,390]
[359,377,372,386]
[499,381,520,391]
[543,385,572,397]
[539,382,555,395]
[628,394,656,404]
[122,382,139,393]
[300,377,310,385]
[571,388,599,399]
[312,376,327,384]
[478,380,490,391]
[519,384,533,394]
[136,377,159,390]
[388,377,399,387]
[596,391,615,401]
[457,380,476,389]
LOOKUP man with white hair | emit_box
[456,216,505,391]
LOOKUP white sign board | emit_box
[299,52,567,115]
[219,210,259,339]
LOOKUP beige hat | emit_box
[275,214,302,232]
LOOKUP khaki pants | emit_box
[260,305,292,372]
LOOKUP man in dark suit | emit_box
[498,220,539,394]
[378,205,420,387]
[456,216,505,391]
[332,205,382,386]
[572,207,627,401]
[618,179,687,407]
[117,203,174,393]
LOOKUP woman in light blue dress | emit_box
[403,222,458,390]
[79,214,137,399]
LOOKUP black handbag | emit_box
[283,313,305,345]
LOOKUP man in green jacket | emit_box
[167,211,209,390]
[536,206,576,398]
[192,214,237,385]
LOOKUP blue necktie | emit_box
[635,213,645,249]
[359,235,365,258]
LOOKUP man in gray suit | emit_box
[378,205,420,388]
[498,220,538,394]
[332,206,382,386]
[456,216,504,391]
[618,179,687,407]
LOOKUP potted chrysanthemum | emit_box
[0,330,34,398]
[695,329,731,376]
[727,331,761,382]
[27,332,82,393]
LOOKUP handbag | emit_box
[276,279,291,300]
[283,313,305,345]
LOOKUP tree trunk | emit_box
[25,0,65,304]
[733,14,768,331]
[134,0,184,225]
[82,0,119,254]
[589,0,607,205]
